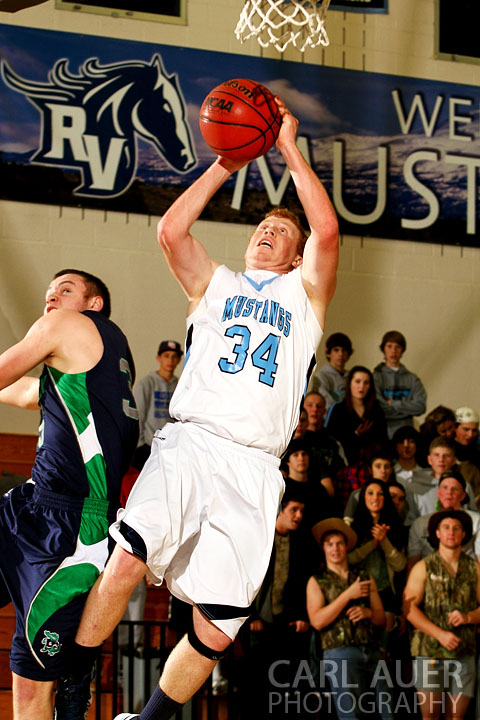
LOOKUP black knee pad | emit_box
[187,628,229,661]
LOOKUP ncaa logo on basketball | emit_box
[0,54,197,199]
[204,96,234,113]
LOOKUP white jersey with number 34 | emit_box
[170,265,322,457]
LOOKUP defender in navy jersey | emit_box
[71,97,339,720]
[0,270,138,719]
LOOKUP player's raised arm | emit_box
[0,309,102,408]
[0,377,40,410]
[275,98,339,328]
[157,156,247,305]
[0,315,58,406]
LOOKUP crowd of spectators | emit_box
[125,329,480,718]
[241,329,480,720]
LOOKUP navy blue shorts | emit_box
[0,483,114,681]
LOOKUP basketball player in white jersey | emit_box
[61,97,339,720]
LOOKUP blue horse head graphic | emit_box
[1,54,197,197]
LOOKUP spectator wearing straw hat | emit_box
[307,518,393,720]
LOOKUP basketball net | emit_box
[235,0,331,53]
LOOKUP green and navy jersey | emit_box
[32,311,139,505]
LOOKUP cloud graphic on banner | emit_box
[266,78,343,131]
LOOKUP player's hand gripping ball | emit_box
[199,78,282,162]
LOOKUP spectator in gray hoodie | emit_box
[310,331,353,409]
[373,330,427,438]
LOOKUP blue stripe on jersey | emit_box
[242,273,281,292]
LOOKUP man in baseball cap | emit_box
[132,339,183,470]
[158,340,183,357]
[454,406,480,471]
[455,407,480,425]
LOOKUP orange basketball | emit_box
[199,78,281,162]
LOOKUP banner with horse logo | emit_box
[0,24,478,246]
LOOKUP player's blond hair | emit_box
[263,207,308,256]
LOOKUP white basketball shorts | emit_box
[110,422,284,639]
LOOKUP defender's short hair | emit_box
[54,269,111,318]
